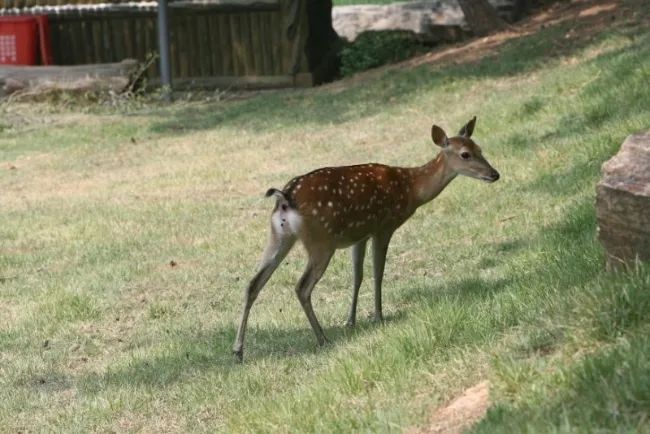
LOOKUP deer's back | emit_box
[276,163,415,247]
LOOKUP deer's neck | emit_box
[409,153,457,208]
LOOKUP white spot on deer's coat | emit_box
[328,201,333,207]
[312,209,318,216]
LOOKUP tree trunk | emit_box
[457,0,508,36]
[305,0,342,84]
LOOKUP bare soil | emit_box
[406,381,490,434]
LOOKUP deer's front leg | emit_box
[372,232,393,323]
[346,239,368,327]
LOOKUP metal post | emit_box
[157,0,172,101]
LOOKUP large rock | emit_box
[596,132,650,270]
[332,1,464,42]
[331,0,522,42]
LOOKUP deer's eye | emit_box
[460,151,471,160]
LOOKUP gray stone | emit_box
[332,1,464,42]
[332,0,519,42]
[596,132,650,270]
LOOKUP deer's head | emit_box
[431,117,500,183]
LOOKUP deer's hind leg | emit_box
[233,218,296,362]
[346,239,367,327]
[371,231,393,323]
[295,243,335,346]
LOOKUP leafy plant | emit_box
[340,31,427,76]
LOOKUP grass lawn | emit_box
[1,0,650,432]
[333,0,398,6]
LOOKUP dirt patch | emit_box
[579,2,618,17]
[409,381,490,434]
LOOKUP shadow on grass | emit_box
[77,308,408,391]
[401,276,515,308]
[75,192,600,394]
[75,25,650,389]
[473,332,650,433]
[478,238,527,270]
[399,190,600,309]
[148,17,648,137]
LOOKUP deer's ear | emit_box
[431,125,449,147]
[458,116,477,138]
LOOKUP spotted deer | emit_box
[233,117,500,361]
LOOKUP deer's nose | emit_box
[490,170,500,182]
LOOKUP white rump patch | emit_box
[272,208,303,235]
[286,210,303,233]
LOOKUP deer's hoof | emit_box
[233,348,244,363]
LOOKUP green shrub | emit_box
[340,31,427,76]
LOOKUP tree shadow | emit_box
[478,239,528,270]
[77,308,408,392]
[75,191,601,394]
[472,333,650,433]
[148,10,648,137]
[401,276,515,309]
[399,191,601,314]
[525,159,598,195]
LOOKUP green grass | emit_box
[333,0,399,6]
[2,1,650,432]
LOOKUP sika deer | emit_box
[233,117,499,361]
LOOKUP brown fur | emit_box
[233,117,500,361]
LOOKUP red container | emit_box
[0,16,39,65]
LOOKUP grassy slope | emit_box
[333,0,397,5]
[1,1,650,432]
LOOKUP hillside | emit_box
[1,0,649,431]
